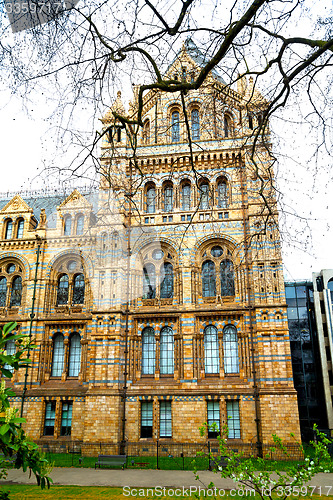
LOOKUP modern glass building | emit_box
[285,281,327,441]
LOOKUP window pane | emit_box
[143,264,156,299]
[16,219,24,238]
[160,263,173,299]
[141,401,153,438]
[172,111,180,142]
[160,327,174,375]
[72,274,85,305]
[0,277,7,308]
[61,402,73,436]
[207,401,220,438]
[10,276,22,307]
[220,259,235,296]
[182,184,191,210]
[5,220,13,239]
[191,109,200,140]
[199,183,210,209]
[57,275,69,305]
[64,216,72,236]
[52,334,64,376]
[226,401,241,439]
[76,215,84,235]
[160,401,172,438]
[68,334,81,377]
[223,325,239,374]
[146,187,156,213]
[142,327,155,375]
[164,186,173,212]
[217,181,228,208]
[44,402,56,436]
[202,261,216,297]
[204,325,219,374]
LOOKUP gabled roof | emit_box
[165,37,226,84]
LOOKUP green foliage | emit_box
[196,422,333,500]
[0,322,52,494]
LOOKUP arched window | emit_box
[5,220,13,240]
[163,184,173,212]
[204,325,219,374]
[10,276,22,307]
[160,326,174,375]
[143,119,150,144]
[57,274,69,305]
[142,327,155,375]
[0,277,7,307]
[171,111,180,142]
[217,180,228,208]
[72,273,85,305]
[64,216,72,236]
[76,215,84,235]
[51,334,65,377]
[220,259,235,296]
[223,325,239,374]
[146,186,156,213]
[160,263,173,298]
[68,333,81,377]
[16,219,24,238]
[143,263,156,299]
[191,109,200,140]
[248,114,253,130]
[224,114,232,138]
[181,183,191,211]
[202,261,216,297]
[199,182,210,209]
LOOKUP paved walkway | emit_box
[3,468,333,491]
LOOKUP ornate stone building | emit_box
[0,40,301,454]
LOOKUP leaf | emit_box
[2,322,17,336]
[0,424,10,435]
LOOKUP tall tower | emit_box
[99,38,301,449]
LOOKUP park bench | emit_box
[94,454,127,469]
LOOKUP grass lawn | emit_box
[2,485,333,500]
[44,452,333,472]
